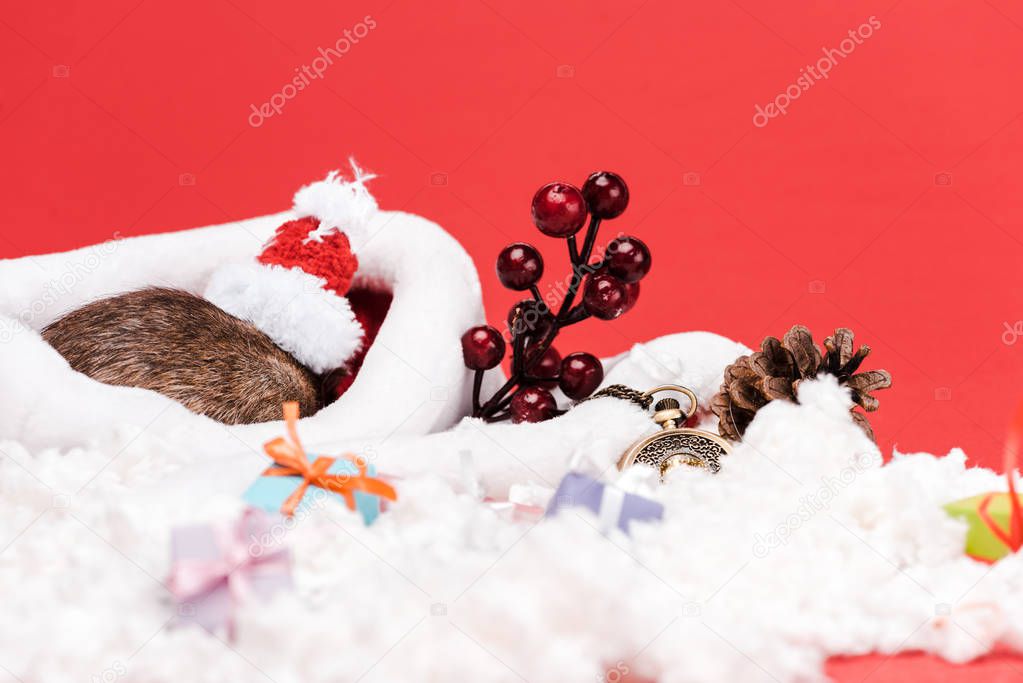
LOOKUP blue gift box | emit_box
[546,471,663,535]
[243,458,384,525]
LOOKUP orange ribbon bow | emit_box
[977,401,1023,554]
[262,402,397,517]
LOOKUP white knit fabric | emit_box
[204,262,362,374]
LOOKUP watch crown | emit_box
[652,398,684,429]
[654,398,680,411]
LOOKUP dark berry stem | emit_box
[510,330,527,375]
[555,217,601,322]
[579,216,602,266]
[562,305,591,326]
[472,369,484,413]
[567,234,580,264]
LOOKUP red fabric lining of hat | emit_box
[258,216,359,296]
[322,287,392,404]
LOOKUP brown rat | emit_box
[42,287,322,424]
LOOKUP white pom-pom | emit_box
[293,158,378,252]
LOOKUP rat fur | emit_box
[42,287,322,424]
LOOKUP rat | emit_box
[42,287,323,425]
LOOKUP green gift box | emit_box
[944,492,1023,563]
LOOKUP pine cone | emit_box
[711,325,891,442]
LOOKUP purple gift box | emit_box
[168,508,292,637]
[546,471,663,535]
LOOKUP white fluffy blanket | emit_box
[1,330,1019,683]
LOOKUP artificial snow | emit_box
[0,333,1018,683]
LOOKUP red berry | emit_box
[496,243,543,290]
[622,280,640,314]
[559,352,604,399]
[460,325,505,370]
[529,346,561,387]
[507,299,554,339]
[582,273,628,320]
[510,386,558,423]
[531,182,587,237]
[582,171,629,219]
[606,236,651,283]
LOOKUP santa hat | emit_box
[204,160,377,374]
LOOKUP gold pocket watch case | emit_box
[616,385,732,478]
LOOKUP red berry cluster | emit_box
[461,171,652,423]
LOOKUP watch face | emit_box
[620,428,730,475]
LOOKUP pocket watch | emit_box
[595,384,732,478]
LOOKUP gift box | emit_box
[244,402,397,524]
[546,471,663,535]
[944,492,1023,563]
[167,508,292,637]
[244,457,388,524]
[944,402,1023,563]
[486,499,546,524]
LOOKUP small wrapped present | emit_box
[945,492,1023,562]
[459,450,547,523]
[944,402,1023,563]
[487,500,546,523]
[243,402,397,524]
[546,471,663,535]
[167,508,291,638]
[486,482,551,523]
[484,482,549,524]
[460,449,548,527]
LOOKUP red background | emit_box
[2,1,1022,679]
